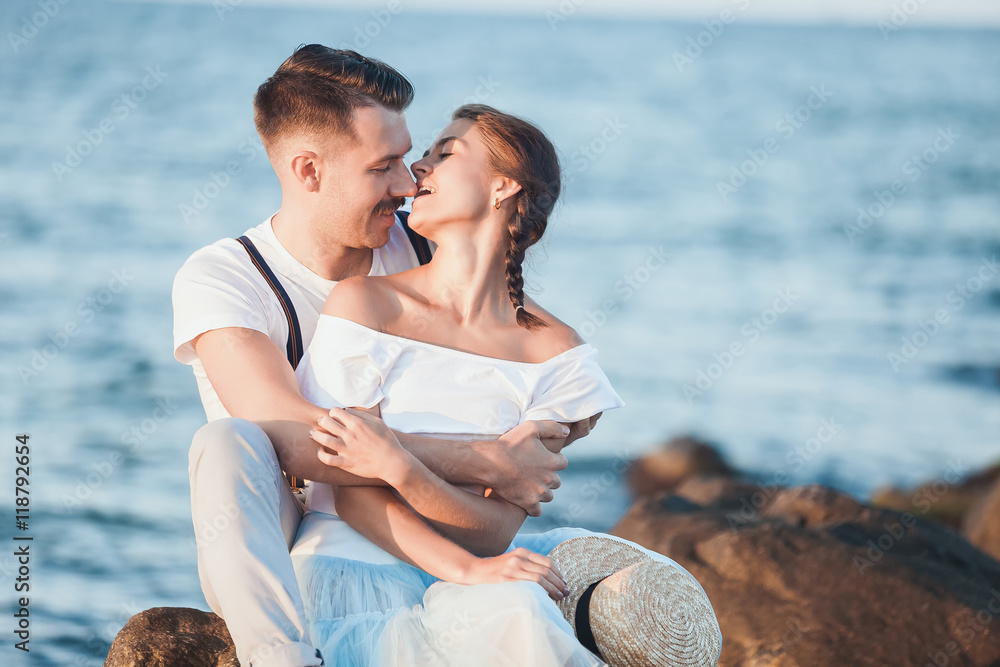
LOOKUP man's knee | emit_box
[189,418,279,481]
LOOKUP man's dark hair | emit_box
[253,44,414,149]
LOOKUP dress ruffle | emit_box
[377,580,605,667]
[291,552,437,666]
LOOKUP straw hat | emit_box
[548,536,722,666]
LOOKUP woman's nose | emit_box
[410,157,428,179]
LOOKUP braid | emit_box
[505,195,548,330]
[449,104,561,331]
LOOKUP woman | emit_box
[265,104,709,666]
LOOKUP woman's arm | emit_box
[333,485,569,600]
[313,407,527,556]
[258,410,530,554]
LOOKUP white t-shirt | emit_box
[172,213,425,421]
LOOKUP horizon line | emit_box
[108,0,1000,29]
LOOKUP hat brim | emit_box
[548,536,652,631]
[591,561,723,666]
[548,536,723,666]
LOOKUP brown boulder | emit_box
[626,436,735,497]
[104,607,237,667]
[612,479,1000,666]
[870,462,1000,529]
[964,476,1000,563]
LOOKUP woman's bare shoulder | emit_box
[322,275,404,331]
[522,295,587,358]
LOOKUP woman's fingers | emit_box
[522,549,564,581]
[343,407,377,422]
[316,447,344,468]
[317,414,348,437]
[309,429,344,450]
[507,549,568,601]
[530,570,563,601]
[520,550,568,593]
[521,560,568,600]
[328,406,374,429]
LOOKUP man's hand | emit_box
[475,420,569,517]
[538,412,604,454]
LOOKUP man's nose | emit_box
[392,163,417,198]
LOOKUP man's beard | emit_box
[373,197,406,217]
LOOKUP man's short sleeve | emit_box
[172,244,275,365]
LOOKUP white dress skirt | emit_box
[291,510,607,667]
[290,314,628,666]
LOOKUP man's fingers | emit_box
[540,488,554,504]
[525,501,542,518]
[553,452,568,471]
[533,420,571,440]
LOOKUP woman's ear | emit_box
[492,176,523,207]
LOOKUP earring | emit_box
[493,197,501,210]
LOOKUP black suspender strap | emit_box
[236,216,428,365]
[236,235,305,370]
[236,235,306,490]
[396,210,433,266]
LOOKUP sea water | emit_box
[0,2,998,664]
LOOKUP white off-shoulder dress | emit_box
[290,315,626,667]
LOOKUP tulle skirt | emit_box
[290,513,605,667]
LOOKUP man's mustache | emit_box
[373,197,406,216]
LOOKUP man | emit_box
[172,45,595,667]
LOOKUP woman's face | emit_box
[407,118,496,233]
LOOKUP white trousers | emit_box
[189,418,324,667]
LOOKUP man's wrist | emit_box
[465,439,501,488]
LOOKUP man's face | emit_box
[315,105,416,249]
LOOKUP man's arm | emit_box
[193,327,569,513]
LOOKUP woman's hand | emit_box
[456,547,571,602]
[311,407,413,484]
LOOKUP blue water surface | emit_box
[0,2,998,665]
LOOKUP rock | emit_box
[611,482,1000,666]
[104,607,237,667]
[626,436,735,497]
[870,462,1000,529]
[964,476,1000,563]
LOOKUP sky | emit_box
[127,0,1000,28]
